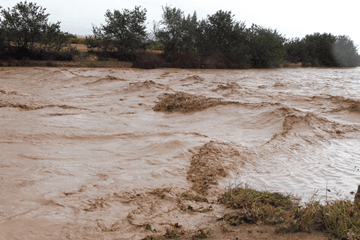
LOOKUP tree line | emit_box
[0,1,77,61]
[1,1,359,68]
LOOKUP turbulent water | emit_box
[1,67,360,239]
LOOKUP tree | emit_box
[0,27,4,49]
[89,6,147,59]
[0,6,5,53]
[196,10,249,68]
[247,24,286,68]
[284,37,307,63]
[154,6,198,53]
[332,35,359,67]
[302,33,337,67]
[0,1,68,57]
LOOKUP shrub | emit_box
[145,40,164,51]
[132,50,166,69]
[201,49,227,69]
[68,38,85,44]
[164,51,201,68]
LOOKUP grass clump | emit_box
[219,184,360,239]
[219,184,295,227]
[321,200,360,239]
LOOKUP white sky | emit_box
[2,0,360,49]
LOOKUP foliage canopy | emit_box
[154,6,198,54]
[197,10,250,68]
[332,35,359,67]
[1,2,359,67]
[247,24,286,68]
[0,1,68,57]
[285,33,359,67]
[88,6,147,60]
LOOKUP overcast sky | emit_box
[2,0,360,48]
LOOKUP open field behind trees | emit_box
[0,2,359,68]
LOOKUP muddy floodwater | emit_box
[1,67,360,239]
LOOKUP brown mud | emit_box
[1,67,360,239]
[187,141,241,196]
[153,92,232,113]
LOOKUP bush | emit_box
[84,37,102,52]
[163,51,201,68]
[43,51,73,61]
[201,49,227,69]
[68,38,85,44]
[145,40,164,51]
[132,51,166,69]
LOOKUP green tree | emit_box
[89,6,147,59]
[154,6,198,53]
[196,10,249,68]
[332,35,359,67]
[0,1,68,56]
[284,37,307,63]
[198,11,244,53]
[0,27,4,49]
[247,24,286,68]
[0,5,5,55]
[303,32,337,67]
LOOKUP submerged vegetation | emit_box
[0,1,359,68]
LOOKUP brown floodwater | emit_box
[1,67,360,239]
